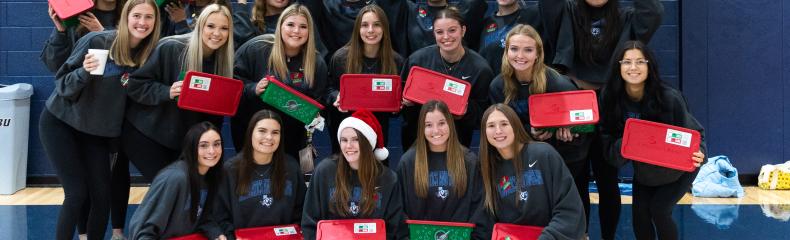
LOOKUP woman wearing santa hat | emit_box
[301,109,408,240]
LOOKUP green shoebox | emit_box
[260,77,324,125]
[406,220,474,240]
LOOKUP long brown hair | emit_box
[500,24,549,103]
[331,129,383,217]
[251,0,289,33]
[110,0,161,67]
[413,100,467,198]
[268,4,317,86]
[478,104,532,214]
[344,4,398,75]
[235,110,287,199]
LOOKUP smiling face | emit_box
[201,12,230,53]
[251,118,281,155]
[585,0,608,7]
[433,18,465,53]
[339,128,361,168]
[485,110,515,151]
[266,0,289,11]
[424,109,450,152]
[506,34,538,73]
[620,49,649,88]
[359,11,383,47]
[280,14,309,53]
[197,130,222,174]
[126,3,156,46]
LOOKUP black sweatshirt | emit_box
[204,155,307,240]
[304,0,408,57]
[471,142,586,240]
[46,31,134,138]
[397,147,481,222]
[401,45,493,146]
[40,9,117,73]
[301,157,408,240]
[125,33,224,149]
[231,4,279,49]
[130,160,211,239]
[564,0,663,84]
[488,70,592,164]
[405,0,487,55]
[599,86,706,186]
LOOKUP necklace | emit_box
[441,58,460,75]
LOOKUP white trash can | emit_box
[0,83,34,194]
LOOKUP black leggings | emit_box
[590,134,621,240]
[77,139,129,234]
[121,120,180,181]
[39,110,111,240]
[564,158,590,232]
[632,171,697,240]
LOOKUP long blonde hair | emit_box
[183,3,234,77]
[500,24,549,104]
[110,0,161,67]
[268,4,317,86]
[478,104,533,214]
[413,100,467,198]
[344,4,398,75]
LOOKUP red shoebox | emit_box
[528,90,599,128]
[403,66,471,115]
[235,224,303,240]
[316,219,386,240]
[177,71,243,116]
[338,74,402,112]
[168,233,208,240]
[491,223,544,240]
[49,0,94,19]
[621,118,701,172]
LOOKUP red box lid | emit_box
[266,76,325,110]
[316,219,386,240]
[491,223,543,240]
[235,224,303,240]
[177,71,244,116]
[338,74,402,112]
[403,66,471,115]
[405,219,475,228]
[168,233,208,240]
[528,90,599,128]
[621,118,701,172]
[49,0,94,19]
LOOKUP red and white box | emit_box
[621,118,701,172]
[403,66,471,115]
[177,71,243,116]
[338,74,402,112]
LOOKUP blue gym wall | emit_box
[0,0,722,181]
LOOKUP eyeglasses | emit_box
[619,59,649,66]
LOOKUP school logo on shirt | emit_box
[189,76,211,91]
[486,23,497,32]
[665,129,692,148]
[260,194,273,207]
[349,201,360,215]
[290,72,304,86]
[418,7,427,18]
[499,176,515,196]
[120,72,129,88]
[436,187,449,200]
[519,190,529,202]
[443,79,466,96]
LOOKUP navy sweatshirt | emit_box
[488,70,592,164]
[301,157,408,240]
[471,142,586,240]
[125,33,224,149]
[204,155,307,239]
[129,160,211,239]
[40,9,117,73]
[599,85,706,186]
[397,147,481,222]
[46,31,135,138]
[405,0,487,55]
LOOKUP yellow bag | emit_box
[758,161,790,190]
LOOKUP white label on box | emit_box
[353,223,377,234]
[569,109,594,122]
[273,226,298,236]
[189,76,211,91]
[371,78,393,91]
[665,129,692,148]
[443,79,466,96]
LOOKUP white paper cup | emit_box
[88,49,110,75]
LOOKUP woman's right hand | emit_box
[48,5,65,32]
[82,53,97,72]
[334,96,348,112]
[254,77,270,96]
[165,2,187,23]
[530,127,553,141]
[170,81,183,99]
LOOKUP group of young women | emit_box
[40,0,705,239]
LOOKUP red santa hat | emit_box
[337,109,388,160]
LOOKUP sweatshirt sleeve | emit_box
[127,41,176,106]
[130,171,187,240]
[539,146,586,240]
[310,56,329,105]
[51,32,98,101]
[40,28,74,73]
[470,188,495,239]
[383,172,408,240]
[292,164,308,224]
[234,40,265,101]
[630,0,665,43]
[205,166,235,239]
[326,51,343,106]
[300,162,325,240]
[232,4,257,50]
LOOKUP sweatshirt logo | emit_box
[290,72,304,86]
[486,23,497,32]
[436,187,449,200]
[418,8,427,18]
[499,176,514,195]
[120,72,129,88]
[261,194,273,207]
[350,201,360,215]
[519,190,529,202]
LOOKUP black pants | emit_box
[590,133,621,240]
[632,171,697,240]
[121,120,180,181]
[564,158,590,232]
[77,139,129,234]
[39,110,111,240]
